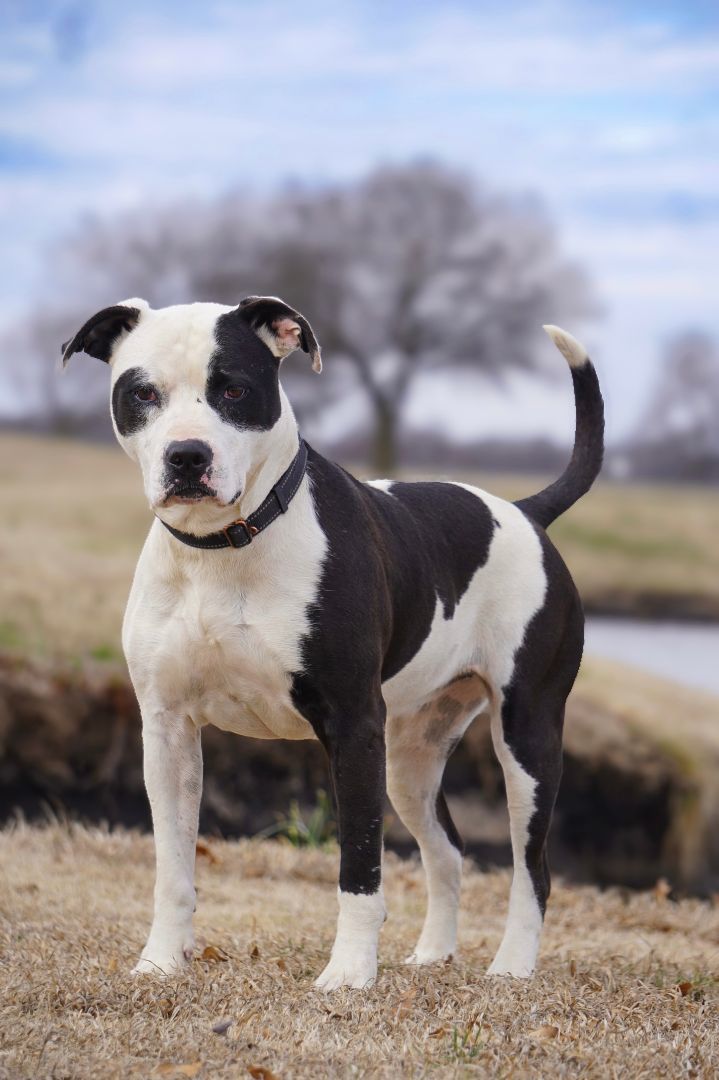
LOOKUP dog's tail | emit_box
[514,326,604,529]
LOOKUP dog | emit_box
[62,294,603,989]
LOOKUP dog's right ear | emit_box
[237,295,322,373]
[61,299,149,367]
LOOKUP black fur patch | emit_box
[207,310,282,431]
[290,450,496,893]
[293,455,497,709]
[112,367,161,437]
[374,480,496,678]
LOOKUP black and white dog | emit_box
[62,295,603,989]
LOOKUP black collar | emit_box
[159,438,309,550]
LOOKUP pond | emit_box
[584,617,719,696]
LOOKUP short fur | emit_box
[62,295,604,989]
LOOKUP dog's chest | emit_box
[144,578,316,741]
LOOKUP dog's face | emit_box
[62,296,321,528]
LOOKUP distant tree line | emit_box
[2,163,592,473]
[2,161,717,480]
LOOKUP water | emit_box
[584,617,719,696]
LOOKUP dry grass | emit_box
[0,435,145,663]
[1,824,717,1078]
[2,433,718,665]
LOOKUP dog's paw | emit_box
[404,945,454,966]
[314,950,377,991]
[486,950,535,978]
[487,932,539,978]
[131,941,194,977]
[486,960,533,978]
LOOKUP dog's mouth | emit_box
[162,481,219,505]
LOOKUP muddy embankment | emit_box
[1,652,718,895]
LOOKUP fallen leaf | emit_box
[248,1066,279,1079]
[212,1018,232,1035]
[428,1026,449,1038]
[528,1025,559,1040]
[275,957,287,972]
[200,945,228,963]
[677,981,693,997]
[250,944,260,959]
[196,840,219,865]
[153,1063,202,1078]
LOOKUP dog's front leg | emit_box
[315,710,387,991]
[132,710,202,976]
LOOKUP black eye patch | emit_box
[112,367,162,436]
[206,312,281,431]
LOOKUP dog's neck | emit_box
[238,409,300,521]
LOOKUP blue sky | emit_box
[1,0,718,441]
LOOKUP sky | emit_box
[1,0,718,443]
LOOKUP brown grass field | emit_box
[1,432,719,664]
[1,823,718,1079]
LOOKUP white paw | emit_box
[405,943,455,965]
[314,949,377,991]
[132,940,194,977]
[487,947,536,978]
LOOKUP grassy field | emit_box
[1,823,717,1078]
[1,432,718,666]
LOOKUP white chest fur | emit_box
[156,584,314,739]
[123,490,325,740]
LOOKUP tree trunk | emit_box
[372,398,398,475]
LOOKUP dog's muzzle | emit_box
[163,439,216,501]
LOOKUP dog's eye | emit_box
[224,386,248,400]
[134,386,158,403]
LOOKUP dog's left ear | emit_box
[237,295,322,373]
[61,298,149,367]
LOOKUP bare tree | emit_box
[9,163,594,469]
[629,331,719,480]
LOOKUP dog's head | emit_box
[62,296,321,531]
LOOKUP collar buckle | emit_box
[223,518,258,547]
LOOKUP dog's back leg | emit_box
[388,725,462,964]
[487,694,562,977]
[387,678,487,964]
[488,609,583,977]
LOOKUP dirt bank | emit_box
[2,653,718,894]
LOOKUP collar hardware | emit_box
[223,518,258,547]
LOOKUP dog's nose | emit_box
[165,439,213,479]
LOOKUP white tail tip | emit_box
[542,325,588,368]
